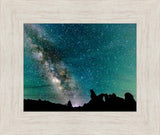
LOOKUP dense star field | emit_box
[24,24,136,107]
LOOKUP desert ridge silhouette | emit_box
[24,89,136,111]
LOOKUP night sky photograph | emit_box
[24,24,136,111]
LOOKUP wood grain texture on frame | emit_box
[0,0,160,134]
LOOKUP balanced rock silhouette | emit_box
[90,89,96,99]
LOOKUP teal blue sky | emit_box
[24,24,136,106]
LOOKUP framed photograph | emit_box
[24,23,136,112]
[0,0,160,134]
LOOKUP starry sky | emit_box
[24,24,136,107]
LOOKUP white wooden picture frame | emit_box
[0,0,160,134]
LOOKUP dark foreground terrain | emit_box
[24,89,136,111]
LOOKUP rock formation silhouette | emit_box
[67,100,72,108]
[24,89,136,111]
[90,89,96,99]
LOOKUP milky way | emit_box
[24,24,136,106]
[24,24,85,106]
